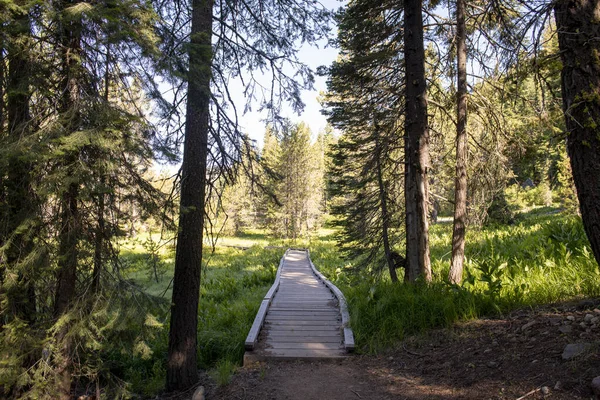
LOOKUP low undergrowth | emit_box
[114,210,598,395]
[117,242,283,395]
[310,210,600,352]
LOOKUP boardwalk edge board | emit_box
[244,249,289,350]
[306,249,356,352]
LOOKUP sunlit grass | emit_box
[117,209,600,391]
[309,209,600,352]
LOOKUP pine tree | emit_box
[323,0,406,280]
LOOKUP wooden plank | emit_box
[268,309,337,313]
[272,300,334,304]
[265,326,340,332]
[264,329,342,340]
[265,336,341,343]
[262,349,346,358]
[267,311,339,317]
[265,343,343,350]
[265,320,340,327]
[266,315,339,321]
[244,299,271,350]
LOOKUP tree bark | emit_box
[554,0,600,267]
[166,0,213,392]
[4,7,36,321]
[449,0,468,284]
[403,0,431,282]
[53,2,83,397]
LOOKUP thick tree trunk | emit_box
[554,0,600,267]
[375,129,398,282]
[166,0,213,392]
[403,0,431,282]
[449,0,468,284]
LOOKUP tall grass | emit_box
[310,211,600,352]
[118,210,600,393]
[118,241,283,394]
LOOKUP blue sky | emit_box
[235,0,345,148]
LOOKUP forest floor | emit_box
[191,298,600,400]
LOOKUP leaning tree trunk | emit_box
[449,0,468,284]
[554,0,600,267]
[166,0,214,392]
[404,0,431,282]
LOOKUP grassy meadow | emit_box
[117,205,599,393]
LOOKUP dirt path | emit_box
[208,300,600,400]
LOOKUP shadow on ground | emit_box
[205,298,600,400]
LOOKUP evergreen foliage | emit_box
[0,0,598,397]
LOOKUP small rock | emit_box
[584,313,594,322]
[562,343,593,360]
[554,381,562,390]
[484,348,492,354]
[592,324,598,329]
[592,317,599,324]
[592,376,600,396]
[486,361,499,368]
[522,321,536,331]
[388,356,394,361]
[492,340,498,346]
[593,308,600,314]
[531,359,538,364]
[580,322,588,328]
[559,325,572,334]
[567,315,575,321]
[549,317,562,326]
[192,385,205,400]
[541,386,550,395]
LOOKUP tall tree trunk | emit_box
[449,0,468,284]
[53,2,82,397]
[54,0,81,319]
[4,6,36,322]
[554,0,600,267]
[403,0,431,282]
[375,126,398,282]
[166,0,213,392]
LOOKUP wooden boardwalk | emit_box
[244,249,354,363]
